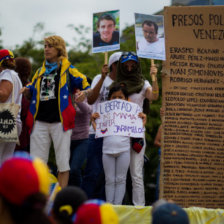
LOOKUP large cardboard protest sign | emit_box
[95,99,144,138]
[161,6,224,208]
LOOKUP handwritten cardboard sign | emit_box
[161,6,224,208]
[95,99,144,138]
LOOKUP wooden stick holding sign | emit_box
[104,51,108,64]
[151,59,156,82]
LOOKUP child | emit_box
[69,87,92,187]
[92,84,146,204]
[51,186,87,224]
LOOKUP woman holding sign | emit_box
[114,52,159,206]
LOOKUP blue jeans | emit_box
[69,138,89,187]
[82,134,105,200]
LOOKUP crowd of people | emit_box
[0,152,189,224]
[0,35,189,223]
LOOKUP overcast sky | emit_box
[1,0,171,48]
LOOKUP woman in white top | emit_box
[0,49,22,165]
[114,52,159,206]
[92,84,146,205]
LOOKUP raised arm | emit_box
[87,64,109,105]
[154,125,162,148]
[145,62,159,101]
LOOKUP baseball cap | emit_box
[0,49,14,66]
[73,199,119,224]
[108,52,122,67]
[152,202,189,224]
[0,152,50,205]
[120,52,138,63]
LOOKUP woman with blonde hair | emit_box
[22,35,91,188]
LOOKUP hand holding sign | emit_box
[95,99,145,138]
[150,59,158,82]
[101,64,109,79]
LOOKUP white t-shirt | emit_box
[137,37,165,60]
[89,74,114,134]
[103,135,130,154]
[129,80,151,108]
[0,69,22,122]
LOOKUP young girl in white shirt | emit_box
[92,84,146,204]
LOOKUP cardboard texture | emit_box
[161,6,224,208]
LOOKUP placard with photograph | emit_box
[135,13,165,60]
[92,10,120,53]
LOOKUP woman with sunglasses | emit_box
[114,51,159,206]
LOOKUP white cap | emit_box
[108,52,122,67]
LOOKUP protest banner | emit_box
[94,99,144,138]
[92,10,120,54]
[161,6,224,208]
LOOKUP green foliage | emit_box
[67,24,91,53]
[120,25,136,52]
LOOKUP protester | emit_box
[151,199,189,224]
[51,186,87,224]
[15,57,32,152]
[0,152,51,224]
[137,20,165,56]
[92,84,146,205]
[114,51,159,206]
[93,14,119,47]
[69,84,92,187]
[82,52,122,200]
[74,199,119,224]
[21,35,91,188]
[0,49,22,165]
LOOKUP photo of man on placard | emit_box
[135,13,165,60]
[93,10,120,53]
